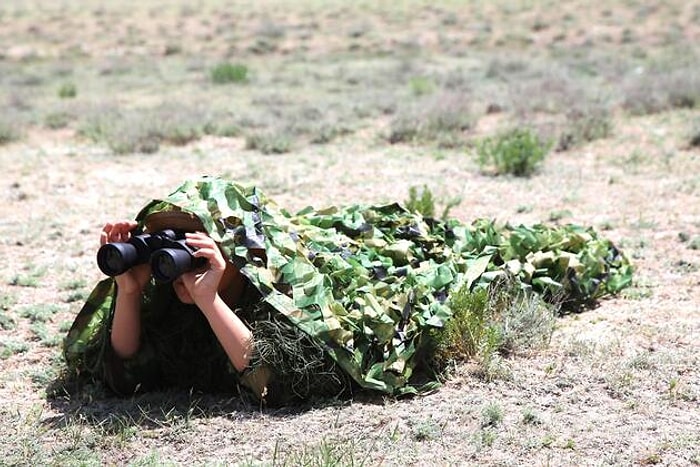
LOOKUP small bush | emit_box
[245,129,293,154]
[210,62,248,84]
[476,127,550,177]
[405,185,461,220]
[405,185,437,218]
[0,339,29,359]
[621,66,700,115]
[0,310,16,330]
[0,115,21,145]
[79,103,214,154]
[557,103,613,150]
[58,82,77,99]
[44,111,73,129]
[481,403,504,428]
[388,91,474,147]
[429,276,556,377]
[689,118,700,148]
[106,120,161,154]
[409,76,435,96]
[76,103,121,142]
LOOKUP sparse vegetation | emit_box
[429,277,557,379]
[0,115,21,145]
[689,118,700,148]
[57,82,77,99]
[210,62,249,84]
[476,127,550,176]
[388,92,475,147]
[404,184,461,220]
[245,129,293,154]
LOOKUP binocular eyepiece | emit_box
[97,229,206,282]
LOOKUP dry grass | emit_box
[1,0,699,465]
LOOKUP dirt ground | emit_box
[1,1,699,466]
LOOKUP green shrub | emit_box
[405,185,461,220]
[405,185,436,218]
[58,82,77,99]
[476,127,550,176]
[0,311,16,330]
[44,111,73,129]
[0,339,29,359]
[409,76,435,96]
[210,63,248,84]
[428,277,556,378]
[435,287,491,361]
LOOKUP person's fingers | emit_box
[100,223,111,246]
[186,233,225,261]
[102,220,138,243]
[192,247,226,271]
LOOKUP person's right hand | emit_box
[100,221,151,295]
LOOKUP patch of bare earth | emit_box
[1,104,699,465]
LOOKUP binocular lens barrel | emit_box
[151,248,196,283]
[97,243,140,277]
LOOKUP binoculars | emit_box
[97,229,206,282]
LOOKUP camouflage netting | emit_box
[64,176,633,400]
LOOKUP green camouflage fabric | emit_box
[63,176,633,397]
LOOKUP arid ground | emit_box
[0,1,699,465]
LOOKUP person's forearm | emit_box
[199,295,253,371]
[110,290,142,358]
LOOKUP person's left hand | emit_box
[178,232,227,305]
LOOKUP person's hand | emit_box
[100,221,151,295]
[178,232,227,306]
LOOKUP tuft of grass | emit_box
[621,66,700,116]
[44,111,74,130]
[210,62,249,84]
[9,265,46,287]
[388,91,475,147]
[688,236,700,250]
[0,114,22,145]
[0,294,17,329]
[521,407,542,425]
[481,402,504,428]
[473,428,498,450]
[411,417,443,442]
[405,185,436,218]
[19,304,62,323]
[557,103,613,150]
[0,338,29,359]
[405,185,462,221]
[408,76,435,96]
[78,103,216,154]
[0,311,16,330]
[432,286,491,362]
[688,118,700,148]
[429,276,556,379]
[107,125,161,154]
[245,129,293,154]
[476,127,550,177]
[57,82,77,99]
[253,437,373,467]
[29,323,61,347]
